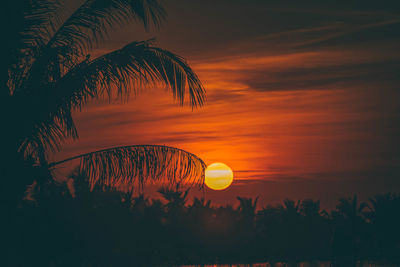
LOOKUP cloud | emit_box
[240,60,400,92]
[53,0,400,205]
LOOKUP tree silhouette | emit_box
[235,197,259,262]
[8,179,400,266]
[331,195,368,267]
[2,1,206,265]
[300,198,321,218]
[366,193,400,263]
[2,0,206,205]
[299,199,331,265]
[237,196,259,224]
[157,183,189,220]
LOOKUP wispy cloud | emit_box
[54,0,400,205]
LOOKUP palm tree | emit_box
[299,199,321,218]
[236,196,258,225]
[279,198,301,217]
[2,1,206,264]
[277,199,302,265]
[157,183,190,214]
[2,0,206,204]
[366,194,400,263]
[235,197,259,261]
[299,199,330,264]
[331,195,368,267]
[333,195,368,221]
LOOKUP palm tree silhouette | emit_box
[2,2,206,265]
[299,199,321,218]
[299,199,330,265]
[236,197,259,261]
[331,195,368,267]
[279,198,301,216]
[366,193,400,263]
[158,183,190,214]
[2,0,206,203]
[334,195,368,220]
[237,196,258,225]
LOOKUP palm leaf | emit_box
[48,0,165,51]
[18,40,205,162]
[53,40,205,107]
[79,40,205,106]
[8,1,205,166]
[21,0,62,47]
[4,0,62,95]
[22,0,166,86]
[49,145,206,191]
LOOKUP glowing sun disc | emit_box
[205,162,234,190]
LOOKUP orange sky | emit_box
[53,0,400,208]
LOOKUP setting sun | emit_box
[205,162,234,190]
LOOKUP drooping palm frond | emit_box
[49,145,206,191]
[18,111,78,163]
[19,40,205,161]
[55,40,205,107]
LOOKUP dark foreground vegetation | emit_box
[8,172,400,267]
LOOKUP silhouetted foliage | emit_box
[2,1,206,265]
[11,172,400,266]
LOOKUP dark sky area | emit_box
[54,0,400,208]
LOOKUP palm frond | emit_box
[45,0,166,61]
[15,0,166,97]
[56,40,205,107]
[8,1,205,167]
[18,40,205,161]
[18,110,78,163]
[49,145,206,191]
[22,0,62,47]
[4,0,62,94]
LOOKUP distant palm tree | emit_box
[331,195,368,267]
[190,197,212,210]
[366,193,400,262]
[299,199,321,217]
[333,195,368,220]
[158,183,190,213]
[277,199,302,266]
[2,0,206,202]
[299,199,330,264]
[279,198,301,219]
[237,196,258,224]
[187,196,212,229]
[236,196,259,261]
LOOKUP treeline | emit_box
[12,173,400,267]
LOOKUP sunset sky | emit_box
[53,0,400,208]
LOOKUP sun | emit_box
[205,162,234,190]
